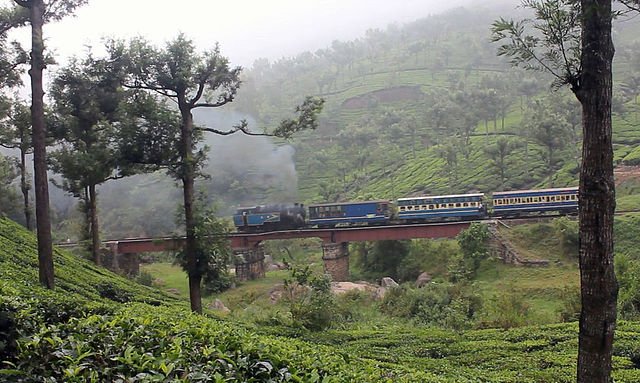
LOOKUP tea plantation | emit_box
[2,217,640,382]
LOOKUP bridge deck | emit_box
[93,220,487,254]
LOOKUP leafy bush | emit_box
[559,285,581,322]
[380,283,481,330]
[282,266,336,331]
[174,202,234,295]
[478,288,531,329]
[5,304,400,382]
[616,254,640,320]
[134,270,154,286]
[455,223,490,280]
[96,282,133,303]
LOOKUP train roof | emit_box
[234,203,303,211]
[397,193,485,201]
[492,187,578,196]
[308,200,390,207]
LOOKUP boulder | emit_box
[331,281,377,295]
[415,272,432,288]
[380,277,399,288]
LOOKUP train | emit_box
[232,186,579,232]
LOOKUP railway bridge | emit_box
[101,221,474,281]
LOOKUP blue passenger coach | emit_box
[492,187,578,217]
[396,193,485,222]
[307,200,390,227]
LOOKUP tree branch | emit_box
[12,0,30,8]
[619,0,640,12]
[192,99,233,108]
[194,119,273,136]
[189,80,206,106]
[0,142,19,149]
[122,82,177,98]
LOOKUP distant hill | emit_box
[230,4,640,204]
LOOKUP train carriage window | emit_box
[456,203,461,207]
[429,205,434,210]
[550,196,556,202]
[400,206,405,211]
[463,202,469,207]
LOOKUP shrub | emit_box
[135,270,154,286]
[96,282,133,303]
[380,283,480,330]
[479,289,530,329]
[455,223,490,279]
[616,254,640,319]
[282,266,336,331]
[559,285,581,322]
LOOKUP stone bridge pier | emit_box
[322,242,349,282]
[234,245,266,281]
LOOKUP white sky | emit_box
[18,0,473,68]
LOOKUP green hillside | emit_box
[2,217,640,381]
[228,5,640,206]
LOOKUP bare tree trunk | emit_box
[28,0,54,289]
[575,1,617,382]
[180,102,202,313]
[20,148,31,230]
[89,183,101,266]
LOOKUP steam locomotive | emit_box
[232,186,578,232]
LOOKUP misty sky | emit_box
[20,0,474,67]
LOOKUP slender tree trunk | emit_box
[28,0,54,289]
[179,101,202,313]
[575,1,617,382]
[89,183,101,266]
[20,148,31,230]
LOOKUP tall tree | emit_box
[484,136,519,188]
[110,34,323,313]
[492,1,624,381]
[525,99,570,183]
[10,0,88,289]
[48,54,124,266]
[0,98,32,229]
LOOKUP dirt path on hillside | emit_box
[615,165,640,185]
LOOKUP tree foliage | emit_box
[108,33,323,313]
[174,201,233,295]
[0,98,32,229]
